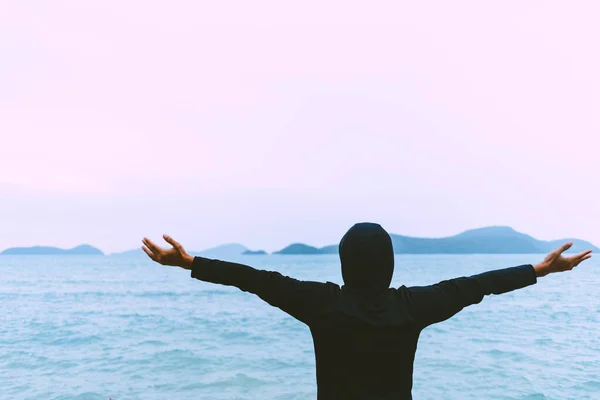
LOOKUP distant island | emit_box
[0,244,104,256]
[3,226,598,256]
[191,243,248,258]
[273,243,337,255]
[271,226,599,255]
[242,249,268,255]
[110,243,249,259]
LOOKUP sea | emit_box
[1,254,599,400]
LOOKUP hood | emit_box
[339,222,395,294]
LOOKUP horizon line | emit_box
[1,225,597,255]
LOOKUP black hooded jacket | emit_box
[191,223,537,399]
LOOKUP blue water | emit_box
[1,254,598,400]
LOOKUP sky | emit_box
[0,1,598,253]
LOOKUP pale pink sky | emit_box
[1,1,598,253]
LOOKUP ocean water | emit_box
[1,254,599,400]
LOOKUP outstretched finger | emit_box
[570,249,593,262]
[576,254,593,264]
[142,237,163,254]
[553,242,573,256]
[163,234,183,251]
[579,249,593,257]
[142,245,157,261]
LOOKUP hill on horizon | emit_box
[4,226,597,256]
[274,243,338,255]
[242,249,268,255]
[110,243,249,259]
[272,226,599,255]
[0,244,104,256]
[192,243,248,258]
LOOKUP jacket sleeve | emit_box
[405,264,537,328]
[190,256,332,324]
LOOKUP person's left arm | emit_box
[405,264,537,328]
[404,242,593,328]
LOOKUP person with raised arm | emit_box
[142,222,592,400]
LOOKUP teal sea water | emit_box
[1,254,599,400]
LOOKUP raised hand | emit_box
[142,234,194,270]
[533,242,593,277]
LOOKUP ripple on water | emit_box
[201,372,271,388]
[146,349,216,373]
[53,392,105,400]
[572,380,600,392]
[515,394,549,400]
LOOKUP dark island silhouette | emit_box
[273,243,338,255]
[243,249,268,255]
[4,226,597,256]
[0,244,104,256]
[273,226,599,255]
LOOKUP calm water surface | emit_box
[1,254,599,400]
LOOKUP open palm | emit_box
[142,234,194,270]
[536,242,593,277]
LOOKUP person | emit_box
[141,222,592,400]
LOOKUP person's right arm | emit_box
[188,256,332,323]
[405,242,592,328]
[141,234,333,324]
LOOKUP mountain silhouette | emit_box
[272,226,598,254]
[1,244,104,255]
[8,226,594,256]
[111,243,249,258]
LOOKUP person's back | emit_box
[309,287,420,399]
[307,223,417,398]
[142,222,593,399]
